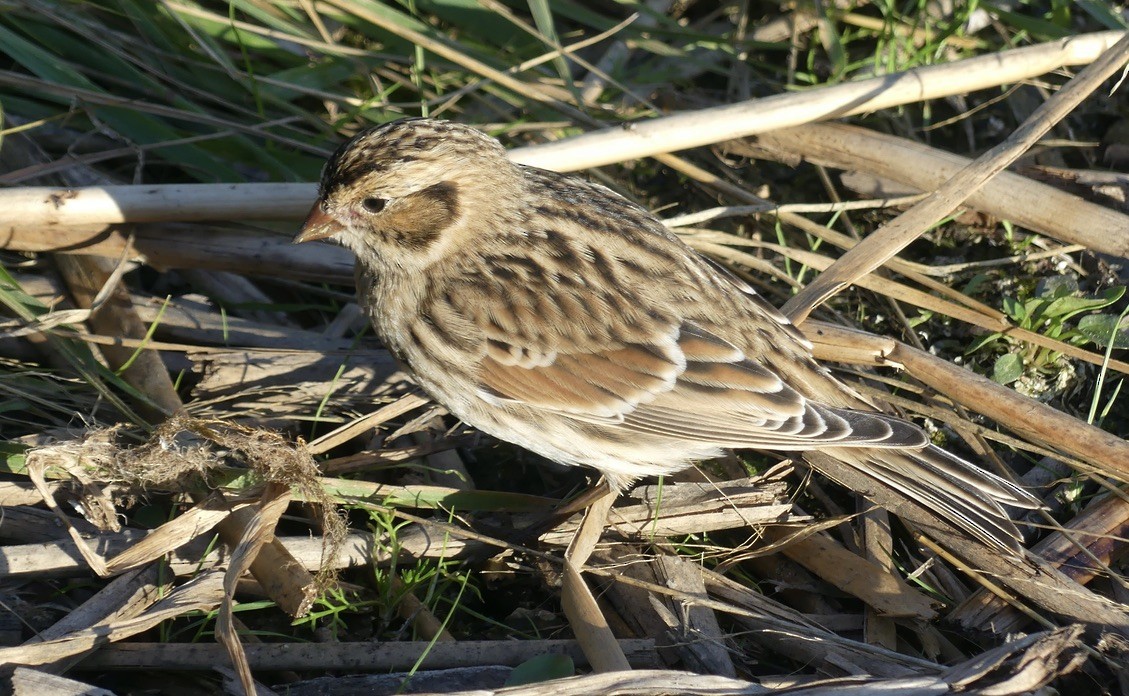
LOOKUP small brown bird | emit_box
[295,118,1039,551]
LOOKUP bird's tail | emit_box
[813,444,1041,552]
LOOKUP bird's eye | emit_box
[361,197,387,213]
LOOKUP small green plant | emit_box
[368,505,478,637]
[289,505,478,641]
[968,278,1127,386]
[297,585,377,639]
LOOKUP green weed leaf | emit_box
[993,353,1024,385]
[1078,314,1129,349]
[505,654,575,686]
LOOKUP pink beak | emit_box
[293,203,346,243]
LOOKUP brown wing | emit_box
[476,311,928,448]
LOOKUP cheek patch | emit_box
[382,181,460,251]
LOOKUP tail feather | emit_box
[816,445,1041,552]
[908,446,1041,509]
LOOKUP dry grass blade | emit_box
[561,490,630,673]
[950,492,1129,634]
[316,0,584,120]
[806,449,1129,633]
[758,527,937,620]
[702,570,944,677]
[650,554,737,677]
[0,35,1120,232]
[217,483,292,696]
[684,231,1129,375]
[25,449,120,577]
[24,564,157,637]
[91,494,235,575]
[308,392,429,454]
[537,480,791,543]
[18,564,171,676]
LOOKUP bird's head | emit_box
[295,118,516,271]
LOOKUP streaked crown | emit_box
[319,118,509,199]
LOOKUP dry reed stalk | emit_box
[742,123,1129,258]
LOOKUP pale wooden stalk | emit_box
[11,132,329,630]
[0,528,472,580]
[861,503,898,650]
[2,183,315,227]
[651,554,737,678]
[0,223,354,283]
[42,182,323,623]
[535,479,792,543]
[512,31,1124,171]
[218,504,321,618]
[54,254,181,420]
